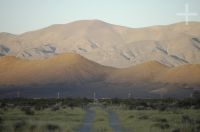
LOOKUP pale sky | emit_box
[0,0,200,34]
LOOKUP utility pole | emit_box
[132,85,135,99]
[190,93,193,109]
[128,92,131,99]
[57,92,60,99]
[93,91,96,104]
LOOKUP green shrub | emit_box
[0,124,4,132]
[13,120,26,131]
[46,123,60,131]
[182,115,194,124]
[154,118,168,123]
[128,115,134,118]
[172,128,180,132]
[51,105,60,111]
[29,124,37,131]
[0,116,3,124]
[21,106,35,115]
[138,115,149,120]
[153,122,170,129]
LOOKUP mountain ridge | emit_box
[0,20,200,68]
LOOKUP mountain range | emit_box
[0,53,199,98]
[0,20,200,98]
[1,20,200,68]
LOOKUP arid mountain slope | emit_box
[0,53,113,85]
[0,20,200,68]
[108,61,169,83]
[157,64,200,85]
[0,53,199,98]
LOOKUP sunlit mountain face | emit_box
[0,25,200,98]
[1,20,200,68]
[0,20,200,98]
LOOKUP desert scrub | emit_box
[0,107,85,132]
[115,108,200,132]
[92,107,113,132]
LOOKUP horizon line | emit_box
[1,19,200,35]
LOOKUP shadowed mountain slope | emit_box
[0,53,199,98]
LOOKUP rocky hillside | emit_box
[0,20,200,68]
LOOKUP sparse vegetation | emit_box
[0,98,88,132]
[92,106,113,132]
[0,98,199,132]
[115,108,200,132]
[1,107,85,132]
